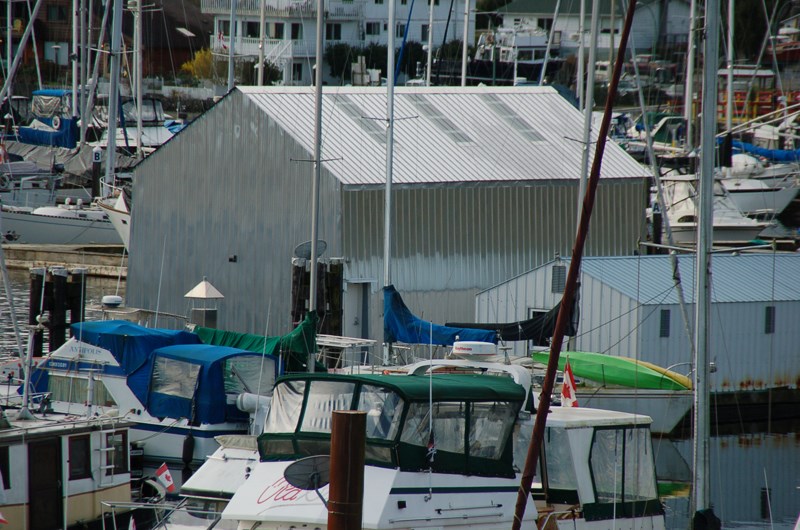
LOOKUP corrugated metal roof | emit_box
[574,254,800,304]
[238,86,650,188]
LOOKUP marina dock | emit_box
[1,244,127,278]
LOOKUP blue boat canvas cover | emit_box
[69,320,202,374]
[383,285,497,346]
[133,344,278,425]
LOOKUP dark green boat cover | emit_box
[194,311,322,373]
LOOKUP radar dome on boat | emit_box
[101,295,124,308]
[451,341,497,359]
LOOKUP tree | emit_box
[180,48,224,82]
[325,43,358,81]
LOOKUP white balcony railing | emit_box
[210,36,366,59]
[202,0,362,18]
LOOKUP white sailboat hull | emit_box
[576,388,693,435]
[1,207,122,245]
[722,179,798,217]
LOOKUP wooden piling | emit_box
[328,410,366,530]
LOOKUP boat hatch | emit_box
[257,373,525,478]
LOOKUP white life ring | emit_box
[52,116,61,129]
[0,175,9,190]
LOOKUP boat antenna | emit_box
[511,0,638,526]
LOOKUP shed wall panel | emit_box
[127,92,343,335]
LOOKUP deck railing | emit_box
[202,0,362,18]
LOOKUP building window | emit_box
[396,24,406,38]
[421,24,429,42]
[219,20,231,36]
[375,0,384,4]
[551,265,566,293]
[47,5,68,21]
[0,445,9,490]
[245,21,260,38]
[765,306,775,334]
[292,63,303,82]
[272,23,284,39]
[105,431,129,476]
[427,0,440,5]
[69,435,92,480]
[659,309,670,338]
[326,23,342,41]
[537,18,553,31]
[291,23,303,40]
[366,22,381,36]
[401,0,408,4]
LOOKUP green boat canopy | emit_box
[194,311,321,373]
[258,372,526,478]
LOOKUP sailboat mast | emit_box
[104,0,123,197]
[307,0,325,373]
[425,0,434,85]
[134,0,143,161]
[684,0,697,151]
[511,1,638,526]
[227,0,237,92]
[383,0,397,364]
[693,0,719,514]
[257,0,267,86]
[72,0,79,118]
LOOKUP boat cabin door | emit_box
[28,438,64,530]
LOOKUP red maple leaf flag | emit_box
[0,511,8,525]
[155,462,176,493]
[561,359,579,407]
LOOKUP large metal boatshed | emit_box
[126,86,650,354]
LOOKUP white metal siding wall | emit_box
[346,178,648,342]
[127,92,343,335]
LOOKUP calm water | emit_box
[1,268,798,529]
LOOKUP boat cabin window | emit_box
[105,431,129,476]
[222,356,275,396]
[264,380,306,433]
[48,374,117,407]
[300,380,356,433]
[543,427,579,503]
[401,402,466,455]
[357,384,404,440]
[151,357,201,399]
[69,435,92,480]
[470,402,517,459]
[590,427,657,503]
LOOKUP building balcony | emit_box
[202,0,362,19]
[211,36,366,59]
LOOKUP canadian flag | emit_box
[155,463,176,493]
[0,511,8,525]
[217,31,228,51]
[561,359,579,407]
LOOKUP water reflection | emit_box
[0,267,126,354]
[655,423,800,530]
